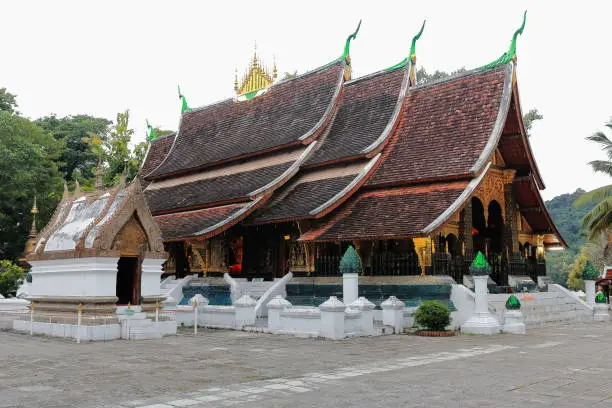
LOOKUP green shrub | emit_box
[414,300,451,331]
[0,260,26,297]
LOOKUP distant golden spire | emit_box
[235,43,276,95]
[29,196,38,238]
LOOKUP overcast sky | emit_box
[3,1,611,200]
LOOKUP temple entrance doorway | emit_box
[116,256,140,305]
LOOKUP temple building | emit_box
[140,18,565,293]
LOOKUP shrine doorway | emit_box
[116,256,140,305]
[487,200,504,255]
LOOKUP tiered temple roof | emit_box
[140,22,566,249]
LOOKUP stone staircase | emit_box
[117,310,162,340]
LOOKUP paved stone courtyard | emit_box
[2,324,612,408]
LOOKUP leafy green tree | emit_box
[104,110,134,184]
[0,260,26,297]
[567,249,587,290]
[416,67,467,85]
[36,114,111,181]
[523,108,543,133]
[0,88,18,114]
[0,111,64,261]
[283,71,297,80]
[574,119,612,239]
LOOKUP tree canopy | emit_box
[0,88,18,114]
[36,114,111,180]
[0,110,64,260]
[574,119,612,239]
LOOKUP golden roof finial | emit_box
[74,180,81,196]
[234,68,239,92]
[236,42,276,95]
[94,157,104,190]
[29,196,38,238]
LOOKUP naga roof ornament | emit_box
[341,20,361,81]
[146,119,157,142]
[483,10,527,69]
[385,20,426,75]
[177,85,191,113]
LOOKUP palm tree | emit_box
[575,119,612,239]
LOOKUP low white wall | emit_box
[12,320,121,341]
[30,258,119,297]
[0,298,30,311]
[344,309,361,335]
[278,307,321,336]
[175,305,236,329]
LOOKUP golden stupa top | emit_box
[234,45,277,95]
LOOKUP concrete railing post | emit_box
[585,280,596,306]
[267,295,291,332]
[320,296,346,340]
[461,275,500,334]
[594,291,609,322]
[234,295,257,329]
[349,297,376,335]
[381,296,405,333]
[343,272,358,306]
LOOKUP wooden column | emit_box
[504,183,519,256]
[459,201,473,257]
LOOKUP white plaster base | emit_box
[13,319,121,341]
[461,313,501,335]
[502,310,526,334]
[594,304,609,322]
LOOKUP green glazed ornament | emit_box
[469,252,491,276]
[505,294,521,310]
[595,291,607,304]
[339,245,363,275]
[582,260,599,280]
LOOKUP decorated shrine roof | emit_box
[367,64,511,187]
[154,201,263,240]
[304,66,408,167]
[29,181,165,260]
[147,60,345,179]
[139,132,176,186]
[299,181,469,242]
